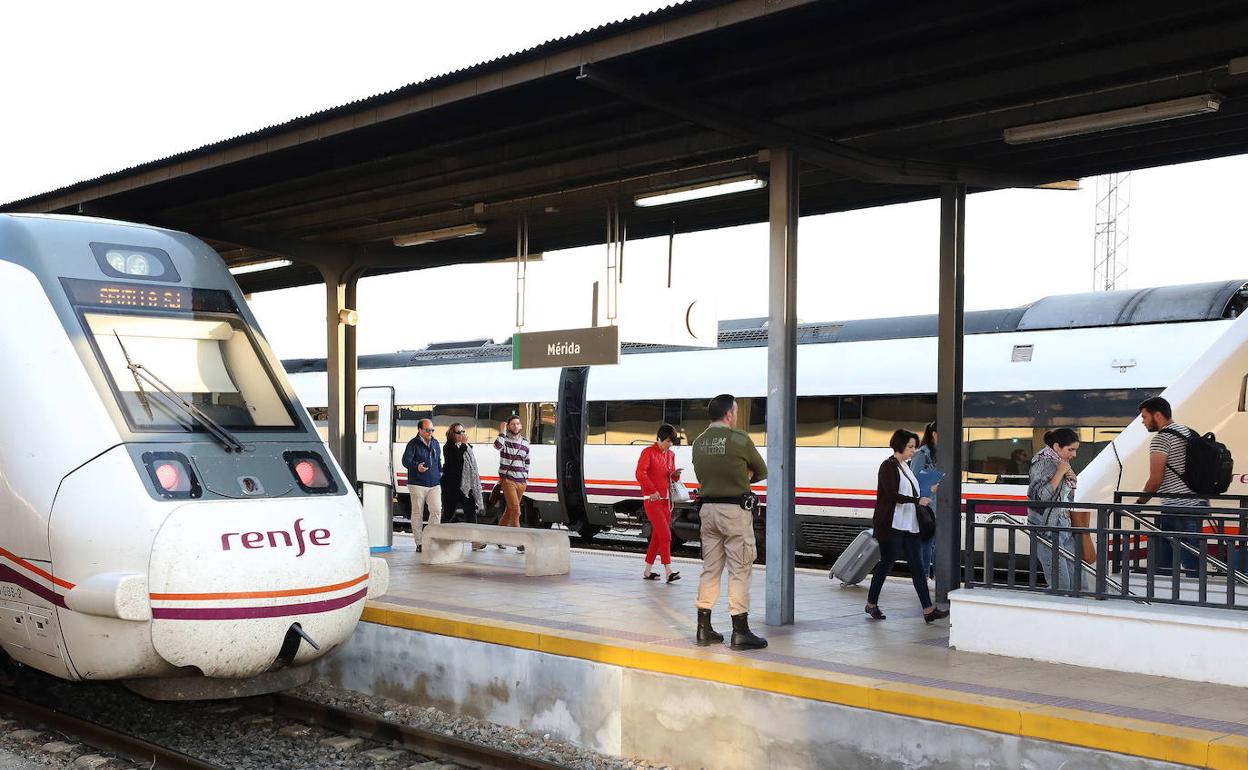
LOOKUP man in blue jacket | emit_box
[402,418,442,552]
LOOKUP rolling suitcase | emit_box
[829,528,880,585]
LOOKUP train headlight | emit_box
[105,250,127,271]
[283,451,338,494]
[125,254,151,275]
[141,452,202,499]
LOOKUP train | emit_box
[0,213,387,699]
[284,279,1248,555]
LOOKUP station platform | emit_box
[317,536,1248,769]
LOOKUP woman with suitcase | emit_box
[864,429,950,623]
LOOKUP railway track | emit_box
[0,690,221,770]
[1,671,575,770]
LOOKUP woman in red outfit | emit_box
[636,424,683,582]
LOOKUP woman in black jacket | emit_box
[442,423,486,550]
[864,429,949,623]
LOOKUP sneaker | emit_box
[496,544,506,550]
[517,545,526,553]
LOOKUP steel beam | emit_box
[323,266,360,483]
[764,147,799,627]
[934,183,966,607]
[577,65,1026,189]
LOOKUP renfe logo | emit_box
[220,518,330,557]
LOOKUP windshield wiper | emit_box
[113,331,154,421]
[112,335,246,453]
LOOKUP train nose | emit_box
[147,497,373,678]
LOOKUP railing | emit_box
[963,498,1248,611]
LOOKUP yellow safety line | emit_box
[361,602,1245,769]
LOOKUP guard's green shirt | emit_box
[691,424,768,497]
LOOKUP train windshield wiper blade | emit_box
[121,357,246,453]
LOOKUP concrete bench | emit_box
[419,523,570,576]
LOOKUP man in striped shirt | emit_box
[1136,396,1207,576]
[494,415,531,546]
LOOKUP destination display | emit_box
[512,325,620,369]
[61,278,238,314]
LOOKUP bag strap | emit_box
[1159,426,1193,484]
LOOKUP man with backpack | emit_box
[1135,396,1209,576]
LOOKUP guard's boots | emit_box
[695,608,724,646]
[729,613,768,650]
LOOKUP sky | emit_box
[4,1,1247,361]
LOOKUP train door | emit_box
[356,386,395,552]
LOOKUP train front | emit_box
[26,217,386,698]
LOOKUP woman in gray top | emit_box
[1027,428,1085,592]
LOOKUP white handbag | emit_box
[669,481,692,504]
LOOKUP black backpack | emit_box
[1161,426,1234,496]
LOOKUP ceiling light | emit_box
[1003,94,1221,145]
[228,258,293,275]
[392,223,486,247]
[634,175,767,207]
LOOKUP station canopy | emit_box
[6,0,1248,292]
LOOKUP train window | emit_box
[534,403,558,445]
[964,427,1037,484]
[83,312,297,431]
[607,400,664,445]
[838,396,862,447]
[586,401,606,445]
[433,404,475,442]
[363,405,379,443]
[736,397,766,445]
[796,396,838,447]
[396,405,431,442]
[674,398,711,445]
[963,389,1156,427]
[860,394,935,447]
[475,404,493,444]
[487,404,522,440]
[307,407,329,442]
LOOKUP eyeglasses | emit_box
[419,426,433,432]
[453,429,467,435]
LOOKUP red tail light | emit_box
[284,451,337,494]
[154,462,185,492]
[141,452,201,499]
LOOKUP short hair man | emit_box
[691,393,768,650]
[1136,396,1207,575]
[402,418,442,552]
[494,415,531,551]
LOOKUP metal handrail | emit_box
[982,513,1139,598]
[1109,507,1248,587]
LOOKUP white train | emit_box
[286,279,1248,555]
[0,214,387,699]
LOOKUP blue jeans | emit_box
[919,536,936,579]
[867,530,932,610]
[1028,510,1084,592]
[1155,511,1205,575]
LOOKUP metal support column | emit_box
[323,267,360,484]
[765,147,799,627]
[934,183,966,607]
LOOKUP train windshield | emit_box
[83,311,297,431]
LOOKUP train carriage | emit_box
[287,280,1248,556]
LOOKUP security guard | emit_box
[691,393,768,650]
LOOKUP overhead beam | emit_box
[576,65,1029,189]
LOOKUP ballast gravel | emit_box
[2,668,677,770]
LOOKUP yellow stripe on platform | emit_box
[360,602,1247,770]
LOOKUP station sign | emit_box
[512,325,620,369]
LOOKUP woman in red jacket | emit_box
[636,424,683,582]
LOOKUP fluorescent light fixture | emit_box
[228,258,292,275]
[1004,95,1221,145]
[634,175,767,207]
[392,223,486,247]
